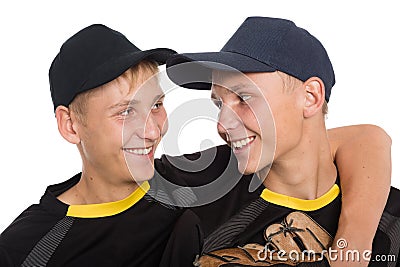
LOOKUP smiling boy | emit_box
[166,17,399,266]
[0,24,185,267]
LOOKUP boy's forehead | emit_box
[212,70,243,83]
[211,71,262,95]
[110,67,160,96]
[81,67,162,107]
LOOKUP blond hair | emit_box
[277,71,328,115]
[69,60,158,124]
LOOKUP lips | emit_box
[230,136,255,151]
[123,146,153,156]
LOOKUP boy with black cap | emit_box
[0,24,194,266]
[166,17,400,266]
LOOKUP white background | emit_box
[0,0,399,232]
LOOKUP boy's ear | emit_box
[303,77,325,118]
[55,106,81,144]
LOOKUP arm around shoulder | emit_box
[328,124,392,266]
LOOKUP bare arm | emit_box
[328,124,391,266]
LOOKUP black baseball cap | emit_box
[49,24,176,110]
[167,17,335,102]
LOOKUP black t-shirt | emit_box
[2,145,399,266]
[170,181,342,266]
[155,145,264,237]
[157,145,400,266]
[0,145,250,267]
[156,145,265,266]
[0,174,189,267]
[177,187,400,266]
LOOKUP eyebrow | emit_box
[108,99,139,110]
[155,94,165,102]
[108,94,165,110]
[229,83,251,92]
[211,83,253,99]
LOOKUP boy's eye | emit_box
[239,95,251,102]
[152,101,164,110]
[120,108,133,116]
[212,99,222,109]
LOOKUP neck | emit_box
[58,166,139,205]
[75,173,139,204]
[261,119,337,200]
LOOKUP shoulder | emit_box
[155,144,236,186]
[327,124,391,157]
[0,176,78,266]
[0,203,62,237]
[0,204,63,266]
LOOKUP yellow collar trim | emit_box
[260,184,340,211]
[66,181,150,218]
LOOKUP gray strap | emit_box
[202,198,269,254]
[21,217,74,267]
[378,211,400,267]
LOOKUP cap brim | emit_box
[166,51,276,90]
[82,48,176,93]
[141,48,177,65]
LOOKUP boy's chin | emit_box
[238,162,270,177]
[237,163,254,175]
[129,169,155,183]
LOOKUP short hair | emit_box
[69,60,158,124]
[277,71,328,115]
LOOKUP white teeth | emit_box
[232,137,254,149]
[124,146,153,155]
